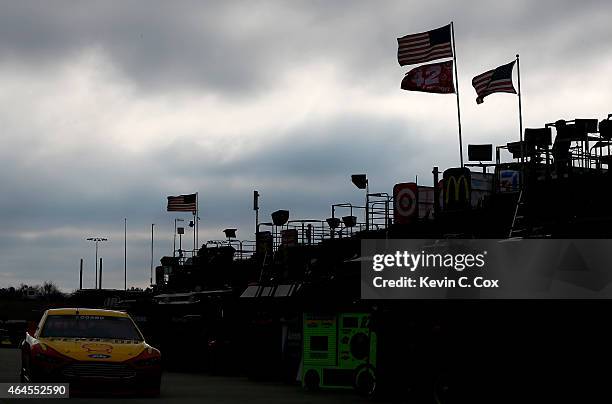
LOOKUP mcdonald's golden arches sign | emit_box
[443,168,471,211]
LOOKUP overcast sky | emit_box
[1,0,611,291]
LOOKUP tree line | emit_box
[0,281,63,300]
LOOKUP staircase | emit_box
[508,190,526,238]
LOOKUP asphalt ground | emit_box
[0,348,370,403]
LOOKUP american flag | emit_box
[167,193,197,212]
[397,24,453,66]
[472,61,516,104]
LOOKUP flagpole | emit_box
[450,21,464,167]
[516,54,524,166]
[124,218,127,291]
[193,193,197,254]
[150,223,154,286]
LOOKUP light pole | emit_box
[351,174,369,231]
[177,226,184,257]
[271,210,289,251]
[253,190,260,240]
[173,218,184,257]
[189,219,196,253]
[86,237,108,289]
[150,224,155,286]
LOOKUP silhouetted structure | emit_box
[102,112,612,400]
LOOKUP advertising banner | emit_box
[443,168,471,211]
[393,182,418,224]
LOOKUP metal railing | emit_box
[368,193,392,229]
[204,239,256,260]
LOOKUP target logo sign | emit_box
[393,182,418,224]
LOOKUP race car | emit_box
[20,308,161,396]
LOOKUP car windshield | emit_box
[40,315,143,340]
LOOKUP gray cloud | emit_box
[1,1,607,97]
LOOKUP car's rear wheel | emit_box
[354,365,377,397]
[303,369,320,391]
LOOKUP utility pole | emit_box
[79,259,83,290]
[254,190,260,256]
[150,224,155,286]
[173,218,184,257]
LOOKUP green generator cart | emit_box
[302,312,377,395]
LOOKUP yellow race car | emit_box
[20,308,161,396]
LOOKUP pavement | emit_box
[0,348,370,403]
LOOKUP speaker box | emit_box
[525,128,552,147]
[342,216,357,227]
[468,144,493,161]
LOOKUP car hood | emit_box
[38,338,146,362]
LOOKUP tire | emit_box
[354,365,377,398]
[141,379,161,398]
[20,352,30,383]
[433,372,452,404]
[303,369,320,391]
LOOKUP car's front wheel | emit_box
[142,375,162,397]
[19,351,30,383]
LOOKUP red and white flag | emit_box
[401,60,455,94]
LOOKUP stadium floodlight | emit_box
[86,237,108,289]
[224,228,237,239]
[351,174,369,230]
